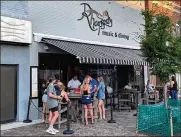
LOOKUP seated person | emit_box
[146,80,159,100]
[124,83,132,90]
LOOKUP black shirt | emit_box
[171,81,178,91]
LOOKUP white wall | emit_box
[29,1,144,49]
[176,73,181,92]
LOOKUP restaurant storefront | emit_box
[28,1,148,120]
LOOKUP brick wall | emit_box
[145,1,180,24]
[1,1,28,20]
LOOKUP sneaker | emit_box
[46,128,56,135]
[53,128,59,133]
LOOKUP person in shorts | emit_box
[97,76,106,120]
[41,81,48,123]
[46,77,62,135]
[87,74,98,100]
[80,77,94,125]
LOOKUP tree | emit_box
[140,9,181,83]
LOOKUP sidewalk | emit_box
[1,110,146,136]
[1,119,42,131]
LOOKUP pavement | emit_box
[1,119,42,131]
[1,109,146,136]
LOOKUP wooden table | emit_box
[68,93,82,122]
[119,89,139,106]
[68,93,98,123]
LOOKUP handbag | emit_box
[81,95,92,104]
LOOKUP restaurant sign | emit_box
[134,65,142,70]
[1,16,32,43]
[78,3,129,40]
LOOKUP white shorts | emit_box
[42,94,47,103]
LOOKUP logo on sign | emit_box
[77,3,130,40]
[78,3,113,35]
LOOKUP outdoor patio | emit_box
[1,109,146,136]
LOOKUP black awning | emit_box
[42,38,148,66]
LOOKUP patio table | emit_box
[118,89,139,108]
[68,93,82,122]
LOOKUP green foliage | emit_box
[178,20,181,25]
[140,10,181,82]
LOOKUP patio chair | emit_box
[143,89,159,104]
[118,90,131,112]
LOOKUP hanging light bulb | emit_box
[140,1,142,6]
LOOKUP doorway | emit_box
[0,65,17,124]
[38,53,79,107]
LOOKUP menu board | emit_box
[31,67,38,97]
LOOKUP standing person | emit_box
[58,83,70,103]
[170,76,178,100]
[67,75,81,91]
[97,76,106,120]
[88,74,98,100]
[46,77,62,135]
[54,74,63,96]
[41,81,48,123]
[80,77,94,126]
